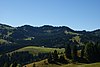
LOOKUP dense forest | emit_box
[0,23,100,67]
[0,23,100,52]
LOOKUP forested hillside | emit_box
[0,23,100,67]
[0,23,100,54]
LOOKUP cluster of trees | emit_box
[7,25,76,48]
[46,41,100,64]
[48,50,68,64]
[65,43,78,62]
[1,41,100,67]
[65,41,100,63]
[0,51,32,67]
[0,51,49,67]
[84,42,100,63]
[1,24,100,54]
[47,41,100,64]
[32,53,49,62]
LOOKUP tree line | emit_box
[0,51,49,67]
[0,41,100,67]
[48,41,100,64]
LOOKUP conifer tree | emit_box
[53,50,58,61]
[59,55,68,63]
[81,45,85,58]
[48,52,53,63]
[65,44,72,59]
[84,42,96,62]
[72,44,78,61]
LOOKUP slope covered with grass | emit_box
[9,46,65,55]
[61,63,100,67]
[24,60,100,67]
[23,59,62,67]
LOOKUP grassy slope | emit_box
[24,59,100,67]
[9,46,65,55]
[23,59,62,67]
[61,63,100,67]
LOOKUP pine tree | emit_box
[53,50,58,62]
[72,44,78,61]
[97,42,100,61]
[48,52,53,63]
[81,45,85,58]
[59,55,68,64]
[84,42,96,62]
[65,44,72,59]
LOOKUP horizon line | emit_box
[0,22,100,31]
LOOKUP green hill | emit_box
[0,24,100,54]
[0,24,100,67]
[9,46,65,55]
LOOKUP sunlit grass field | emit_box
[10,46,65,55]
[24,59,100,67]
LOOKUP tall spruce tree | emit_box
[81,45,85,58]
[48,52,53,63]
[95,42,100,61]
[72,44,78,61]
[84,42,97,62]
[65,44,72,59]
[53,50,58,61]
[59,55,68,64]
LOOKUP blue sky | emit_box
[0,0,100,31]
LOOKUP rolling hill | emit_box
[24,59,100,67]
[0,23,100,54]
[0,23,100,67]
[8,46,65,55]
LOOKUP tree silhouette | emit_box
[48,52,53,63]
[65,44,72,59]
[53,50,58,62]
[84,42,96,62]
[59,55,68,64]
[72,44,78,61]
[81,45,85,58]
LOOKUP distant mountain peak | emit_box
[42,25,53,27]
[21,25,33,27]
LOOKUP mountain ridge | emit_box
[0,23,100,54]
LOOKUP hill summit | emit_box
[0,23,100,53]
